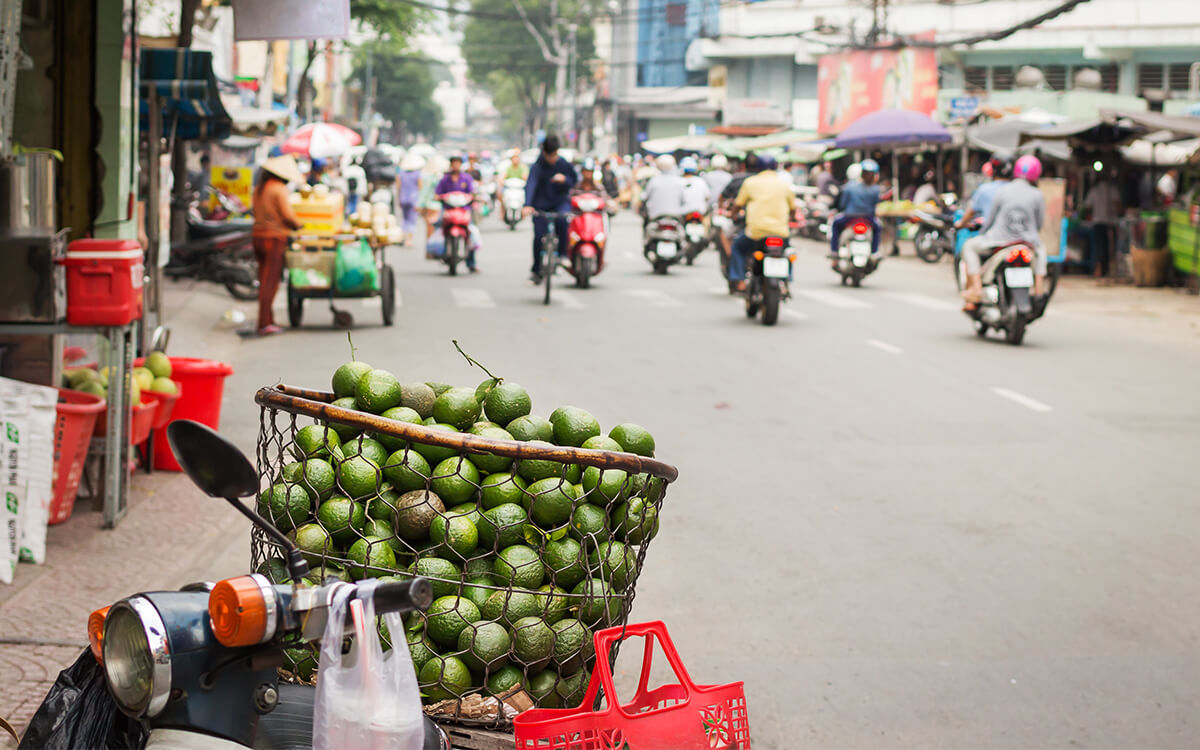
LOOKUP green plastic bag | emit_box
[334,238,379,295]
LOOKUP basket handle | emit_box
[590,620,701,715]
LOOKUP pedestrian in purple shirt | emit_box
[435,155,480,271]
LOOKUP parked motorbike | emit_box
[910,208,957,263]
[742,235,793,326]
[19,420,448,750]
[566,192,607,289]
[164,201,258,301]
[502,178,526,229]
[832,217,880,287]
[682,211,707,265]
[439,191,473,276]
[955,243,1049,345]
[644,215,684,275]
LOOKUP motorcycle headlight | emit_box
[102,596,171,718]
[594,232,606,246]
[569,231,580,244]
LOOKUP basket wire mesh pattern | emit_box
[250,385,677,727]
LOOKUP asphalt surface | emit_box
[206,210,1200,749]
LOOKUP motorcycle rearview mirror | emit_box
[167,420,310,583]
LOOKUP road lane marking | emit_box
[361,297,382,308]
[451,288,496,308]
[866,338,902,354]
[783,309,808,320]
[554,290,586,309]
[708,286,729,295]
[992,387,1052,413]
[623,289,684,308]
[887,292,958,312]
[794,289,873,309]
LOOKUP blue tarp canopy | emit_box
[139,49,232,141]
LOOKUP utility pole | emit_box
[568,23,578,145]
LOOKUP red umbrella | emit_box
[280,123,363,159]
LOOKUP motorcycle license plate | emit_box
[686,225,704,241]
[851,240,871,257]
[762,257,790,278]
[1005,266,1034,288]
[657,242,677,258]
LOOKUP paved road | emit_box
[214,211,1200,748]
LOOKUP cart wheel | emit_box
[381,266,396,327]
[287,285,304,327]
[333,310,354,329]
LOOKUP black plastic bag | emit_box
[18,649,146,750]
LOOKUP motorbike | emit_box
[643,215,684,275]
[742,235,793,326]
[832,217,880,287]
[955,242,1049,345]
[19,420,448,750]
[502,178,526,229]
[910,208,957,263]
[439,191,473,276]
[164,200,258,301]
[474,181,496,220]
[682,211,708,265]
[566,192,607,289]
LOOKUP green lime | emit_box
[474,378,500,402]
[367,489,399,521]
[412,423,461,465]
[419,654,473,702]
[355,369,403,414]
[462,574,497,610]
[382,449,431,493]
[587,541,637,590]
[407,631,439,673]
[341,436,388,467]
[526,478,580,529]
[325,396,362,442]
[581,435,623,452]
[486,665,524,697]
[569,504,609,545]
[483,382,532,426]
[292,424,341,460]
[346,535,397,580]
[515,441,564,482]
[447,502,483,528]
[337,454,381,499]
[480,473,528,510]
[464,556,494,578]
[511,616,554,667]
[429,456,481,506]
[571,578,621,627]
[316,496,367,546]
[425,381,453,397]
[291,523,333,568]
[549,406,601,447]
[376,406,422,451]
[550,618,594,674]
[580,466,628,506]
[362,517,401,554]
[457,619,511,672]
[284,646,318,681]
[534,585,570,624]
[432,387,482,430]
[256,556,289,584]
[555,669,589,707]
[527,670,561,708]
[430,511,478,561]
[466,426,515,475]
[294,459,337,502]
[608,423,655,457]
[611,497,660,544]
[332,361,373,398]
[425,595,481,647]
[494,545,544,590]
[259,482,311,531]
[542,537,586,589]
[393,490,445,541]
[505,415,553,442]
[413,557,461,600]
[468,421,503,433]
[477,503,528,552]
[399,382,437,419]
[480,590,542,628]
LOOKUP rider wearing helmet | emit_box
[640,154,687,223]
[729,154,796,290]
[960,154,1047,309]
[829,158,885,259]
[573,157,601,195]
[957,156,1009,229]
[703,154,733,199]
[679,156,712,216]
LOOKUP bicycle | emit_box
[534,211,569,305]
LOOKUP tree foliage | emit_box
[353,42,445,141]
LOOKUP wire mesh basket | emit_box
[251,384,678,728]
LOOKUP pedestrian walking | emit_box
[251,155,303,336]
[398,153,424,245]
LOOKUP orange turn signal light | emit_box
[209,575,274,648]
[788,254,797,263]
[88,606,110,664]
[753,251,764,261]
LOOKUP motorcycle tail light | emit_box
[209,574,278,648]
[853,222,869,235]
[753,251,765,261]
[1006,247,1032,264]
[765,237,784,248]
[909,217,921,224]
[89,605,111,664]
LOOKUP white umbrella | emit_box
[281,123,362,160]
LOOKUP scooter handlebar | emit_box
[364,577,433,615]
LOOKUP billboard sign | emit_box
[724,98,789,127]
[817,36,939,134]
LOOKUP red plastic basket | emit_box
[50,389,106,525]
[136,357,233,471]
[141,384,181,429]
[93,396,157,445]
[514,621,751,750]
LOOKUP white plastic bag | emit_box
[0,378,58,565]
[313,581,424,750]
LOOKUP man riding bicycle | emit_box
[522,135,577,283]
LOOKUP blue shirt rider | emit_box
[830,159,885,258]
[523,135,577,283]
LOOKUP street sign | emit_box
[693,125,707,135]
[948,96,980,120]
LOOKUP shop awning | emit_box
[712,130,829,161]
[139,49,232,141]
[708,125,781,137]
[1100,109,1200,139]
[1119,136,1200,166]
[638,135,717,154]
[1017,118,1139,148]
[966,117,1072,161]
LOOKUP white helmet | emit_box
[655,154,677,172]
[710,154,728,170]
[845,163,862,182]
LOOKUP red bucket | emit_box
[51,389,106,525]
[137,357,233,471]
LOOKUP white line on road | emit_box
[783,309,808,320]
[887,292,958,312]
[794,289,873,310]
[866,338,902,354]
[451,288,496,308]
[992,387,1053,413]
[553,290,586,309]
[361,297,382,308]
[708,286,730,295]
[623,289,684,308]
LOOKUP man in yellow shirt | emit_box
[730,155,795,290]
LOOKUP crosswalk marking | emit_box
[866,338,903,354]
[623,289,684,308]
[794,289,873,310]
[554,290,586,309]
[451,288,496,308]
[887,292,957,312]
[992,387,1052,413]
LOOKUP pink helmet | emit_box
[1013,154,1042,183]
